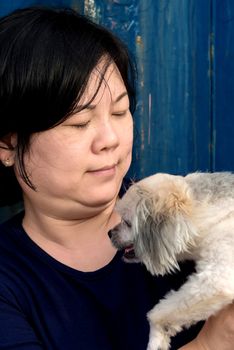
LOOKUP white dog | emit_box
[109,172,234,350]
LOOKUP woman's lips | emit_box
[88,164,117,177]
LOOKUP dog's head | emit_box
[109,173,198,275]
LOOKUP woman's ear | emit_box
[0,133,17,167]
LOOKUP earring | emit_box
[2,158,12,167]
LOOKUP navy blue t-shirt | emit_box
[0,213,202,349]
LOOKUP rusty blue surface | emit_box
[134,1,212,177]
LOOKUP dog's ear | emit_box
[134,179,197,275]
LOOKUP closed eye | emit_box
[123,219,132,228]
[70,121,90,129]
[112,109,129,117]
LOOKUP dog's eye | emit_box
[123,219,132,228]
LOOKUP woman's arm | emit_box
[179,303,234,350]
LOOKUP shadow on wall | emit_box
[0,203,23,224]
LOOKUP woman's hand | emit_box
[179,303,234,350]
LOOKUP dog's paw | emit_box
[147,325,170,350]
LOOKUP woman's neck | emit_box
[22,203,121,272]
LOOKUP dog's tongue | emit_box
[124,245,135,259]
[125,246,133,254]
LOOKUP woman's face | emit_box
[17,64,133,219]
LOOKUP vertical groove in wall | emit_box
[209,0,215,171]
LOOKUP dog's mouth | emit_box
[123,244,136,260]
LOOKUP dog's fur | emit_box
[109,172,234,350]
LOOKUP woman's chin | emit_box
[84,194,118,209]
[78,188,120,209]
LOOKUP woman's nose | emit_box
[92,121,119,153]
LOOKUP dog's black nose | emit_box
[108,230,112,239]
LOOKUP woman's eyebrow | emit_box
[114,91,128,103]
[74,92,128,112]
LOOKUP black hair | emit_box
[0,6,137,205]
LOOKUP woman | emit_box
[0,7,233,350]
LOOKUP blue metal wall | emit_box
[0,0,234,220]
